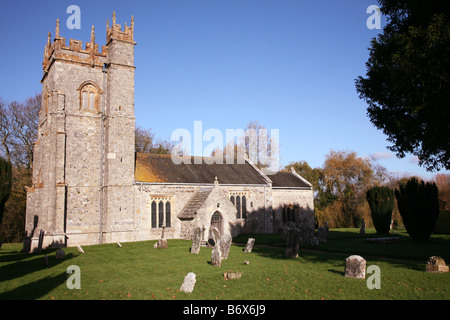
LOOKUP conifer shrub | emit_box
[0,157,12,226]
[366,186,395,234]
[395,177,440,241]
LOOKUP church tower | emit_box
[25,13,136,251]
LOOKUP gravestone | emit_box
[180,272,197,293]
[191,227,202,254]
[44,254,48,266]
[211,244,222,266]
[285,222,300,258]
[244,238,255,253]
[296,217,317,247]
[154,225,168,249]
[207,226,221,248]
[360,218,366,235]
[317,222,329,243]
[219,234,232,260]
[154,238,167,249]
[211,227,221,244]
[55,248,65,260]
[77,245,84,253]
[117,242,122,248]
[223,271,242,280]
[426,256,449,273]
[345,255,366,279]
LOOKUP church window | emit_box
[78,82,101,112]
[242,196,247,219]
[158,201,164,228]
[150,196,173,229]
[165,202,171,228]
[283,205,297,223]
[236,196,241,219]
[151,201,157,228]
[229,191,249,220]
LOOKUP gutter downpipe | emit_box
[99,63,108,244]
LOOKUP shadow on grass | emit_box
[0,272,68,300]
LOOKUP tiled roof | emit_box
[269,171,312,188]
[135,153,268,185]
[178,188,213,219]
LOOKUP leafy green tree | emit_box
[395,177,440,240]
[366,186,395,234]
[355,0,450,171]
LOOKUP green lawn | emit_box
[0,229,449,300]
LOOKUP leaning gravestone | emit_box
[211,244,222,266]
[191,227,202,254]
[345,255,366,279]
[219,234,232,260]
[180,272,196,293]
[244,238,255,253]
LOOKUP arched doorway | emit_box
[210,211,223,237]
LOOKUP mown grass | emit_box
[0,229,449,300]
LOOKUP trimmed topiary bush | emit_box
[0,157,12,227]
[395,177,440,241]
[366,186,395,234]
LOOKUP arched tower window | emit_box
[78,81,102,112]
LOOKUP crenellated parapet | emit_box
[42,12,134,82]
[106,11,135,44]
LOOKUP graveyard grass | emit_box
[0,228,449,300]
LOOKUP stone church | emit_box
[24,14,314,252]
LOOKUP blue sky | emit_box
[0,0,447,180]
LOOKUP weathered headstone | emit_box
[296,217,317,247]
[223,271,242,280]
[317,223,328,243]
[345,255,366,279]
[360,218,366,235]
[211,227,221,244]
[285,223,300,258]
[211,245,222,266]
[154,238,168,249]
[219,234,232,260]
[55,248,65,260]
[244,238,255,253]
[180,272,196,293]
[191,227,202,254]
[426,256,449,273]
[154,225,168,249]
